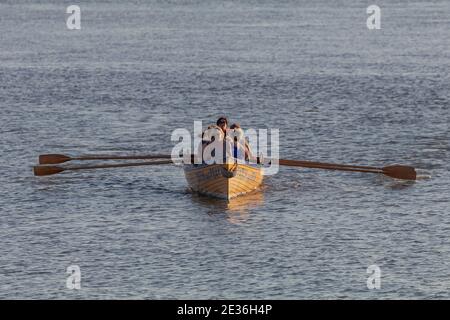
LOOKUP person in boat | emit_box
[229,123,255,162]
[216,116,229,136]
[198,124,225,164]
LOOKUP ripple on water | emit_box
[1,0,450,299]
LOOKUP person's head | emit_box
[203,125,224,143]
[216,117,228,132]
[231,128,244,142]
[229,123,243,142]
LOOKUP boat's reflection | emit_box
[189,190,265,224]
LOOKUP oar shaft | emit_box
[38,153,173,164]
[64,160,173,171]
[72,154,172,161]
[278,159,381,171]
[275,158,416,180]
[33,160,175,176]
[278,159,382,174]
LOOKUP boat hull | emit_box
[184,163,263,200]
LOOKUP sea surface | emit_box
[0,0,449,299]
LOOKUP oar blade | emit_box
[39,154,71,164]
[33,165,65,176]
[382,165,417,180]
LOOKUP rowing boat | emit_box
[183,162,263,200]
[184,162,263,200]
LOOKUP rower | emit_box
[229,123,255,162]
[200,125,225,164]
[216,116,229,135]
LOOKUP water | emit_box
[0,0,449,299]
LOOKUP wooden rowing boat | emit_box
[183,162,263,200]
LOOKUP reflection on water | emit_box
[189,190,265,224]
[385,180,416,190]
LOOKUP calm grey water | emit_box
[1,0,449,299]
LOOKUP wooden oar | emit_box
[275,159,417,180]
[36,153,417,180]
[33,160,173,176]
[39,153,172,164]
